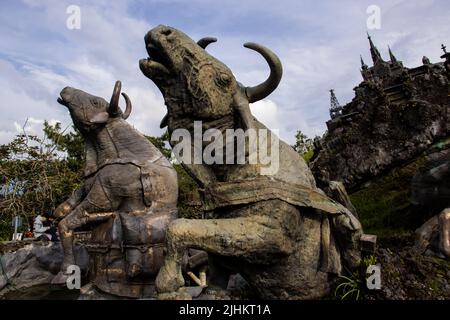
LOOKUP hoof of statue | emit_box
[185,286,206,298]
[155,260,185,293]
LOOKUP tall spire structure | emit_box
[329,89,342,119]
[360,55,368,69]
[441,43,450,59]
[367,32,383,64]
[388,46,398,63]
[441,44,450,73]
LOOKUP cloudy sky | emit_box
[0,0,449,145]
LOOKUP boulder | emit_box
[0,242,88,299]
[415,208,450,259]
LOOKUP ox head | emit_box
[57,81,132,132]
[139,25,282,129]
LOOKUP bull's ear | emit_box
[232,91,254,130]
[160,113,168,128]
[89,111,109,124]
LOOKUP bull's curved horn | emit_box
[121,92,132,120]
[109,80,121,116]
[243,42,283,103]
[197,37,217,49]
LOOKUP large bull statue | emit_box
[54,81,178,298]
[140,25,363,299]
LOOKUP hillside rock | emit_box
[311,42,449,191]
[371,235,450,300]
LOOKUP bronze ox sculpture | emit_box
[140,25,363,299]
[54,81,178,298]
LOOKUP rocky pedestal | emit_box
[0,241,88,299]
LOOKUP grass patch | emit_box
[174,164,203,219]
[350,156,426,238]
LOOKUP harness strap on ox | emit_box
[201,176,351,215]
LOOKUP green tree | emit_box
[293,130,312,154]
[0,121,84,240]
[0,124,202,240]
[43,121,85,172]
[292,130,315,163]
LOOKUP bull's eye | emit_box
[216,73,231,86]
[92,100,101,108]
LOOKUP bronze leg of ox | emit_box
[59,164,144,271]
[58,180,114,271]
[157,200,332,299]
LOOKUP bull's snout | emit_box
[153,25,172,36]
[157,25,173,36]
[60,87,74,100]
[57,87,74,106]
[145,25,172,45]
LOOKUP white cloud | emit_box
[0,131,17,144]
[0,0,448,147]
[0,59,69,144]
[251,100,281,130]
[15,117,63,138]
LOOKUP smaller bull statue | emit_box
[54,81,178,298]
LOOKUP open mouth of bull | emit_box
[57,96,67,106]
[140,41,172,79]
[146,44,168,66]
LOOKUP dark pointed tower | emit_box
[329,89,342,119]
[440,44,450,61]
[360,55,371,82]
[440,44,448,58]
[360,55,368,69]
[367,32,383,64]
[388,46,398,63]
[441,44,450,73]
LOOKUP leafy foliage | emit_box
[334,255,378,300]
[292,130,313,155]
[292,130,320,164]
[334,273,363,300]
[0,121,84,240]
[0,121,203,241]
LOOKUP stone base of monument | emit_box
[0,241,89,299]
[0,241,254,300]
[77,283,151,300]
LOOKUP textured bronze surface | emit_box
[140,25,363,299]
